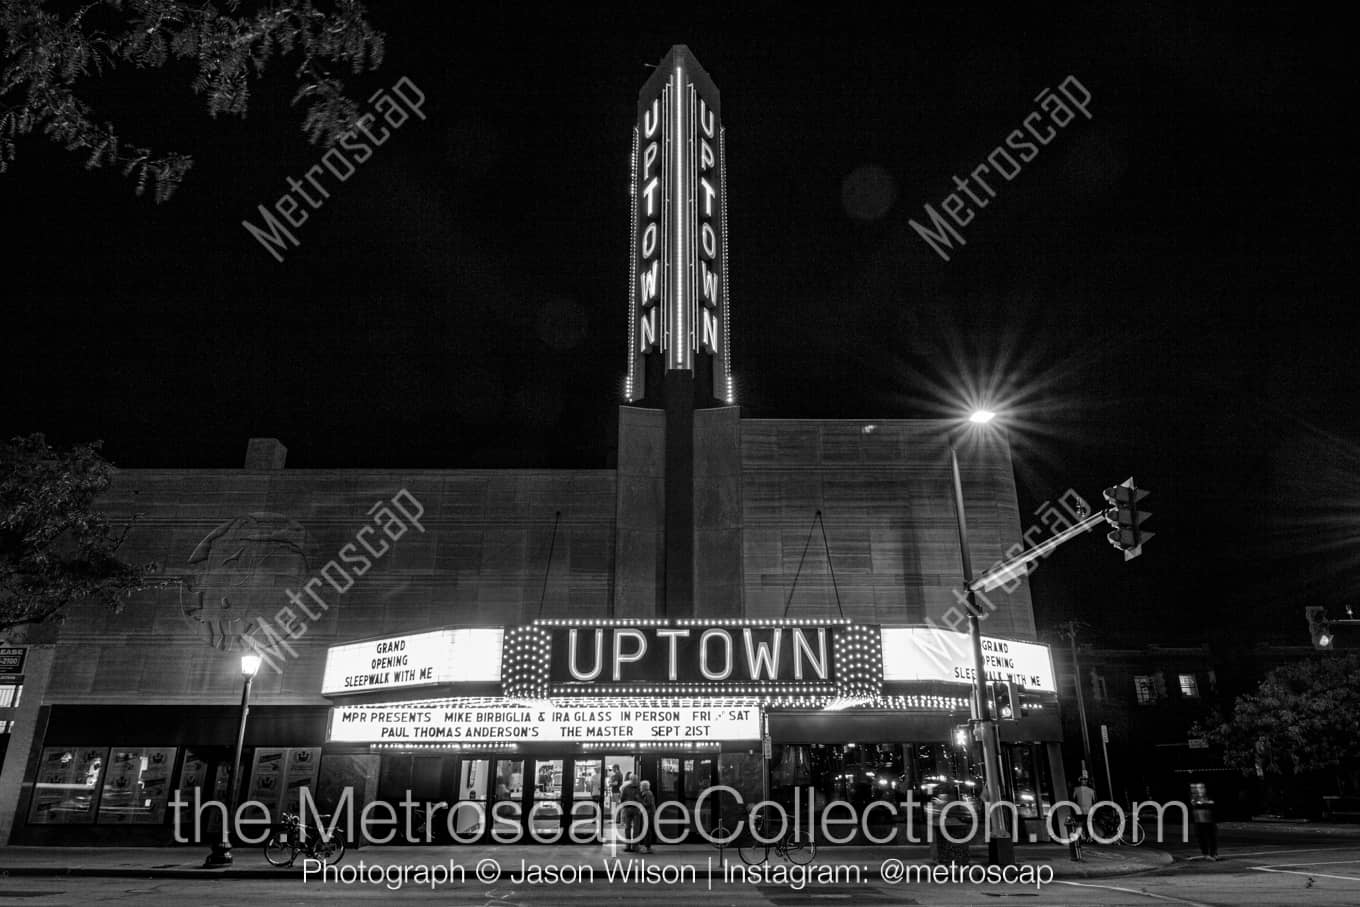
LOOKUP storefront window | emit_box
[247,748,286,818]
[247,747,321,820]
[29,747,107,824]
[97,747,177,824]
[1005,744,1043,818]
[716,752,760,833]
[909,742,983,821]
[808,744,906,809]
[177,747,231,836]
[802,743,909,841]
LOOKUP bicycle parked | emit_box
[1067,804,1146,860]
[1089,803,1148,846]
[734,806,815,866]
[263,811,346,867]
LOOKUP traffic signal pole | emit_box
[969,477,1153,594]
[970,510,1107,593]
[950,473,1151,862]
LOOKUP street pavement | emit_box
[0,823,1356,906]
[0,839,1164,880]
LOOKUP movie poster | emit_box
[247,748,287,817]
[280,747,321,815]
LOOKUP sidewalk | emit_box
[0,842,1170,881]
[1223,819,1360,836]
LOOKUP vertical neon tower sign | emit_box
[626,46,732,405]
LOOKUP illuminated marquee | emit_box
[879,627,1056,693]
[328,698,761,744]
[321,628,503,695]
[551,625,831,686]
[625,45,731,403]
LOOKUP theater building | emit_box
[0,46,1069,847]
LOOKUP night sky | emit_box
[3,4,1353,656]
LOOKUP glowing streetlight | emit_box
[204,653,263,866]
[968,409,996,424]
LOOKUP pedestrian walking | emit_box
[639,780,657,854]
[1190,783,1218,860]
[609,764,623,806]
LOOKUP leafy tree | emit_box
[0,433,154,632]
[1,0,384,201]
[1201,654,1360,794]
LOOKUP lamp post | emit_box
[949,410,1013,866]
[205,653,262,867]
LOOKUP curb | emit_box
[1,867,298,879]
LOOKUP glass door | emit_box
[599,754,637,845]
[529,758,565,842]
[682,756,716,840]
[490,758,524,843]
[570,757,604,843]
[452,758,489,842]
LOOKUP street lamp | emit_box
[949,411,1013,867]
[205,653,262,867]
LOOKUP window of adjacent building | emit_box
[0,683,21,709]
[1090,672,1108,703]
[1179,673,1200,699]
[1134,675,1156,705]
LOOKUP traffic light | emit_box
[1307,607,1334,650]
[1103,477,1153,561]
[992,681,1017,720]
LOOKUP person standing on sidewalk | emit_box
[1068,777,1096,861]
[620,772,641,852]
[1072,776,1096,832]
[638,780,657,854]
[1190,783,1218,860]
